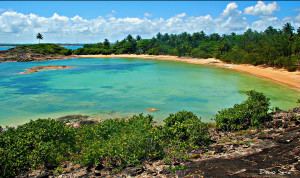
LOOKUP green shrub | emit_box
[161,111,210,162]
[0,119,76,177]
[0,112,212,176]
[163,111,209,145]
[77,114,163,169]
[215,90,271,131]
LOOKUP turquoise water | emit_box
[62,45,83,50]
[0,46,15,51]
[0,45,82,51]
[0,58,299,126]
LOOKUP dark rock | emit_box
[295,163,300,171]
[94,170,101,176]
[57,115,89,123]
[292,107,300,113]
[28,170,50,178]
[95,164,104,170]
[211,144,225,153]
[147,170,157,176]
[159,168,171,175]
[124,166,144,176]
[94,164,103,176]
[257,134,273,140]
[173,161,180,166]
[44,162,56,170]
[79,120,97,125]
[277,138,293,144]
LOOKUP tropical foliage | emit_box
[215,90,271,131]
[36,33,43,44]
[14,44,72,55]
[0,119,76,177]
[0,112,210,177]
[74,23,300,71]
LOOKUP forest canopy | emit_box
[74,23,300,71]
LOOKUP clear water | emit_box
[0,58,299,126]
[0,45,82,51]
[62,45,83,50]
[0,46,15,51]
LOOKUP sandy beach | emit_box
[79,54,300,91]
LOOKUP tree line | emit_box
[74,23,300,71]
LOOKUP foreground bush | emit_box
[162,111,210,146]
[215,90,271,131]
[0,119,76,177]
[77,114,164,168]
[0,112,211,176]
[161,111,210,162]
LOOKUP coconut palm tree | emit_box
[36,33,43,44]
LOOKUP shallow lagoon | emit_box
[0,58,299,126]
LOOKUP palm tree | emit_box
[283,23,294,37]
[36,33,43,44]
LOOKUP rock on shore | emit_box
[19,65,72,74]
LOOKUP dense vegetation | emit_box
[74,23,300,71]
[0,112,209,177]
[11,44,72,56]
[215,90,271,131]
[0,91,275,177]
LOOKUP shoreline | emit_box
[78,54,300,91]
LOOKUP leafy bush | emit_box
[163,111,210,146]
[161,111,210,162]
[215,90,271,131]
[0,112,211,176]
[0,119,76,177]
[77,114,163,169]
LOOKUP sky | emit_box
[0,1,300,43]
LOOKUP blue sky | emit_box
[1,1,299,19]
[0,1,300,43]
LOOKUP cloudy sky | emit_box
[0,1,300,43]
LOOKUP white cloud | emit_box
[0,2,297,43]
[222,2,239,16]
[144,12,151,17]
[251,16,281,31]
[217,2,248,33]
[244,1,278,16]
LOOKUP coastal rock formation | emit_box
[19,65,72,74]
[56,114,98,128]
[0,44,72,62]
[146,108,159,112]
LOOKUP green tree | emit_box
[36,33,43,44]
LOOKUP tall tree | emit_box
[283,23,295,58]
[36,33,43,44]
[103,39,110,49]
[136,35,142,41]
[283,23,294,37]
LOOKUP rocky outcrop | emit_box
[0,45,73,62]
[176,107,300,177]
[19,66,72,74]
[57,114,98,128]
